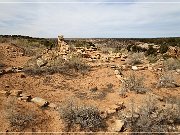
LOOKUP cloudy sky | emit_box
[0,0,180,38]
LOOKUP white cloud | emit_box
[0,0,180,37]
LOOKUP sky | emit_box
[0,0,180,38]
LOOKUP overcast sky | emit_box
[0,0,180,38]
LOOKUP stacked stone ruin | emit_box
[57,35,69,54]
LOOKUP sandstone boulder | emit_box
[111,120,125,132]
[36,58,47,67]
[31,97,49,107]
[114,70,120,75]
[48,103,58,109]
[132,66,138,71]
[4,67,13,73]
[107,109,116,115]
[176,69,180,74]
[18,93,32,102]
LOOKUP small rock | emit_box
[36,58,47,67]
[176,69,180,73]
[5,85,10,88]
[137,65,146,70]
[112,120,125,132]
[116,75,123,82]
[125,112,139,121]
[157,68,163,71]
[4,67,13,73]
[10,90,23,97]
[132,66,138,71]
[19,93,32,102]
[31,97,49,107]
[148,66,153,71]
[0,90,10,96]
[0,69,5,75]
[122,55,128,59]
[110,65,117,68]
[110,104,124,112]
[115,102,125,110]
[114,70,120,75]
[17,66,23,70]
[48,103,57,109]
[100,111,108,119]
[107,109,116,115]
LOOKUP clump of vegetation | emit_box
[59,101,106,131]
[8,112,39,131]
[0,35,57,56]
[138,37,180,47]
[101,47,111,54]
[64,55,90,74]
[147,54,159,63]
[126,52,145,66]
[131,45,147,53]
[119,96,180,133]
[5,97,45,132]
[163,58,180,70]
[146,45,157,56]
[120,73,149,95]
[23,55,90,76]
[0,52,5,69]
[68,40,94,49]
[159,44,169,54]
[156,73,178,88]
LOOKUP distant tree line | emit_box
[137,37,180,47]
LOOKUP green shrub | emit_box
[146,45,157,56]
[159,44,169,54]
[131,45,147,53]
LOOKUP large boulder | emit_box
[31,97,49,107]
[109,120,125,132]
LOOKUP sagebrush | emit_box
[120,73,149,95]
[59,101,106,131]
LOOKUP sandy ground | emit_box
[0,43,180,133]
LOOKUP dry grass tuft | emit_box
[126,52,145,66]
